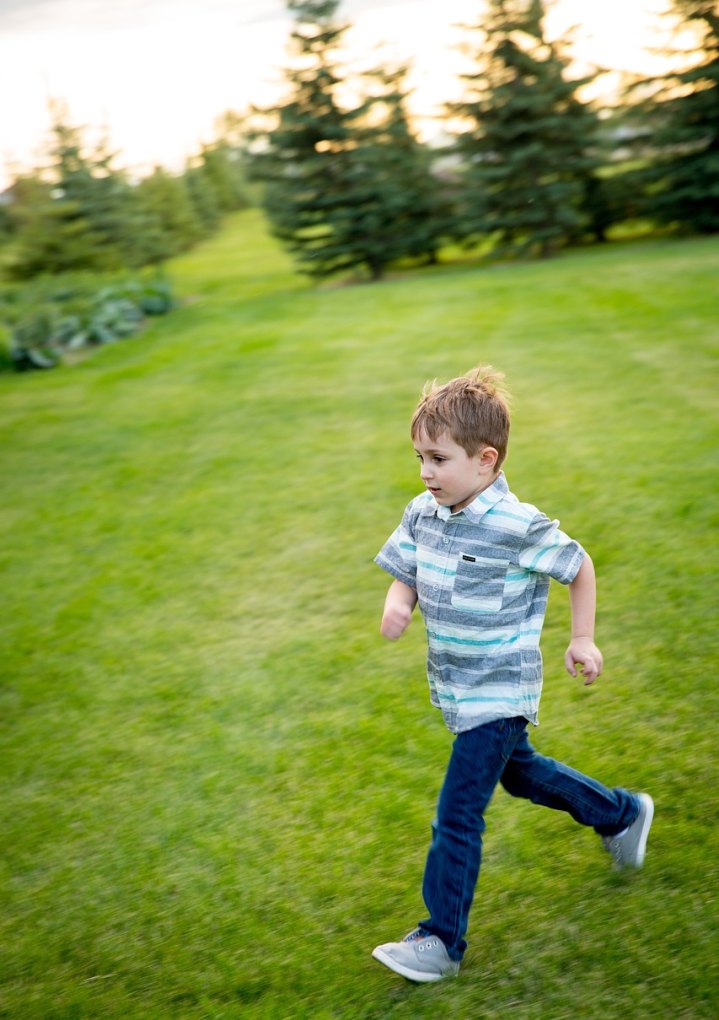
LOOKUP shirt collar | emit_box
[431,471,509,522]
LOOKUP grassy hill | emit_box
[1,211,718,1019]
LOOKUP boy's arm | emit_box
[565,554,603,686]
[380,579,418,640]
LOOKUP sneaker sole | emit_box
[371,946,455,983]
[633,793,654,867]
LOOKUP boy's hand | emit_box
[565,637,603,686]
[381,603,413,640]
[380,580,417,641]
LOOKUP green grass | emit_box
[1,210,718,1019]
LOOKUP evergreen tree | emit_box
[47,110,149,267]
[627,1,719,232]
[357,66,452,266]
[252,0,445,279]
[184,158,223,235]
[2,173,53,239]
[179,139,249,240]
[7,106,152,277]
[250,0,365,278]
[135,166,203,259]
[196,141,248,214]
[6,171,117,280]
[214,110,260,204]
[448,0,602,257]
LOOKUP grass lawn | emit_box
[1,211,718,1019]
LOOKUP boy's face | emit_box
[413,428,499,513]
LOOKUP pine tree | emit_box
[196,141,248,214]
[6,167,117,281]
[214,111,259,205]
[449,0,602,257]
[357,66,452,267]
[251,0,446,279]
[184,160,223,235]
[135,167,204,258]
[6,197,113,280]
[628,1,719,233]
[250,0,364,278]
[7,106,152,277]
[47,110,148,268]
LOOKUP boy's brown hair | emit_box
[410,366,511,467]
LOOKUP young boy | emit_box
[371,367,653,984]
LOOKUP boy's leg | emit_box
[419,716,527,961]
[499,730,640,836]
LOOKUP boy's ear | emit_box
[479,446,499,472]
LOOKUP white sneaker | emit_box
[372,927,460,983]
[601,793,654,869]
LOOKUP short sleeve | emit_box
[517,512,585,585]
[374,501,419,589]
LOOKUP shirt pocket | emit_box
[451,554,510,614]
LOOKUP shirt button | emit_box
[432,584,440,592]
[443,537,449,545]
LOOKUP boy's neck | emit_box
[449,471,501,514]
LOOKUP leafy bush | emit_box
[85,298,144,345]
[0,273,176,371]
[7,307,62,370]
[97,278,175,316]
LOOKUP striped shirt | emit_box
[375,472,585,733]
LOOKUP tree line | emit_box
[0,105,250,281]
[251,0,718,280]
[1,0,717,285]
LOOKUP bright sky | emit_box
[0,0,677,188]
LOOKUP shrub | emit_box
[9,307,62,370]
[0,273,176,372]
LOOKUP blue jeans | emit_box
[420,717,640,961]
